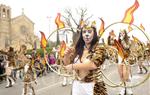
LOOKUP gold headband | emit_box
[82,26,93,31]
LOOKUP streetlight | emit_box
[47,16,51,35]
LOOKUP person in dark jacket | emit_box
[0,47,16,88]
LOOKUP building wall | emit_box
[11,15,35,50]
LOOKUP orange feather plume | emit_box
[114,39,125,59]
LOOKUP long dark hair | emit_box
[74,27,99,61]
[118,30,129,44]
[107,36,111,45]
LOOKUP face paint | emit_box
[110,38,115,44]
[82,28,94,44]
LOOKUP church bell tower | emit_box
[0,4,11,49]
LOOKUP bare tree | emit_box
[23,31,36,48]
[9,29,39,50]
[62,8,93,44]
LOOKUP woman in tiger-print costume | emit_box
[63,24,108,95]
[117,30,133,95]
[107,29,133,95]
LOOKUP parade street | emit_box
[0,64,149,95]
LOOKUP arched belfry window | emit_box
[3,8,5,12]
[2,8,6,18]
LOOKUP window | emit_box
[20,25,27,33]
[20,25,27,34]
[3,8,5,12]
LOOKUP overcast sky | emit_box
[1,0,150,42]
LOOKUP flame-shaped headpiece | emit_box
[122,0,139,24]
[55,13,65,29]
[40,31,47,49]
[99,18,105,37]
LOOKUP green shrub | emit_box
[26,47,52,57]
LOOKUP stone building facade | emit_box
[0,4,39,50]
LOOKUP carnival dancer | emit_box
[18,45,37,95]
[17,45,29,79]
[107,30,118,64]
[63,24,108,95]
[108,30,116,46]
[117,29,133,95]
[145,42,150,66]
[136,42,148,74]
[0,47,16,88]
[58,41,73,86]
[23,59,37,95]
